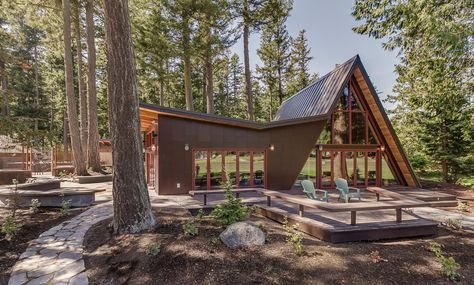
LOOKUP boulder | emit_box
[219,221,265,249]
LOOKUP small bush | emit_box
[145,243,161,256]
[1,215,22,241]
[457,201,470,213]
[182,219,199,236]
[282,217,303,255]
[29,199,41,214]
[429,242,461,282]
[61,199,71,215]
[444,218,463,230]
[210,236,221,245]
[211,179,252,227]
[196,209,205,222]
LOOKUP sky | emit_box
[230,0,400,108]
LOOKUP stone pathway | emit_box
[412,207,474,230]
[8,203,112,285]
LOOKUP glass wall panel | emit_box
[194,151,208,190]
[356,152,367,186]
[367,151,377,185]
[316,119,332,144]
[253,152,265,187]
[352,112,366,144]
[224,152,237,185]
[382,155,397,185]
[210,152,223,188]
[345,152,354,185]
[333,112,350,144]
[321,151,332,187]
[239,152,251,187]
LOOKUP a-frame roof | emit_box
[274,55,357,121]
[274,55,420,188]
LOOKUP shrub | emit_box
[1,215,22,241]
[210,179,252,227]
[196,209,205,222]
[145,243,161,256]
[60,197,71,215]
[182,219,199,236]
[408,153,429,172]
[29,199,41,214]
[457,201,470,213]
[282,217,303,255]
[210,236,221,245]
[429,242,461,282]
[444,218,463,230]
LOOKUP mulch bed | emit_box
[0,207,85,285]
[84,208,474,285]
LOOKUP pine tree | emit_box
[256,0,292,121]
[103,0,156,234]
[287,29,314,96]
[353,0,474,182]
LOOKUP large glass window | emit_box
[298,148,316,183]
[381,155,397,186]
[253,152,265,187]
[194,151,208,190]
[224,152,237,184]
[210,152,223,188]
[239,152,250,187]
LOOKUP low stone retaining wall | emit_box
[0,169,32,185]
[0,188,95,207]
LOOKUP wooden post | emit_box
[299,205,304,217]
[29,146,33,171]
[396,208,402,223]
[203,194,207,206]
[376,193,380,201]
[351,211,357,225]
[21,144,25,170]
[267,196,271,206]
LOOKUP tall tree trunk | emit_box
[63,110,69,159]
[183,15,193,111]
[243,0,253,121]
[75,1,88,152]
[205,54,214,114]
[103,0,156,234]
[0,60,8,116]
[85,0,102,172]
[33,45,40,131]
[62,0,87,175]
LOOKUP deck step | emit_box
[428,200,458,207]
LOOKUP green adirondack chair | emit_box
[335,178,361,203]
[301,180,329,202]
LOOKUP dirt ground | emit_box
[0,207,85,285]
[84,208,474,285]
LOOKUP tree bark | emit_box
[103,0,156,234]
[33,45,40,131]
[62,0,88,175]
[85,0,102,172]
[243,0,253,121]
[183,13,193,111]
[75,1,88,152]
[0,60,8,116]
[205,54,214,114]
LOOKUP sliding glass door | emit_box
[192,149,267,191]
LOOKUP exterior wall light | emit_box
[184,144,190,151]
[269,144,275,151]
[151,144,156,152]
[318,145,323,151]
[380,145,385,152]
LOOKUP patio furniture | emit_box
[301,180,328,202]
[335,178,361,203]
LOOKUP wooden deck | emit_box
[186,187,448,243]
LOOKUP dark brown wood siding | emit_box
[157,115,325,194]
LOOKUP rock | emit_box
[219,222,265,249]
